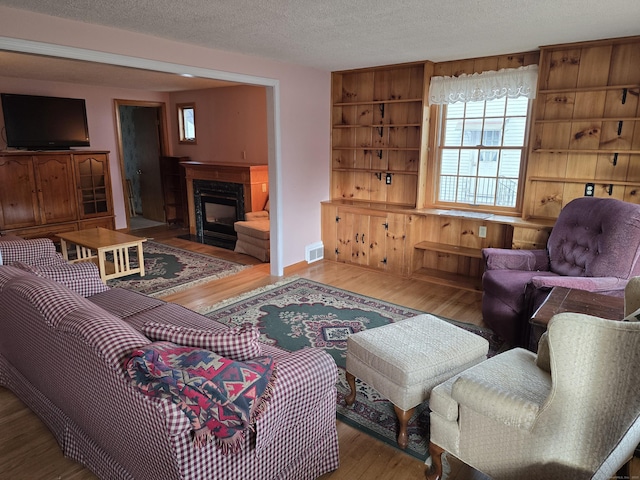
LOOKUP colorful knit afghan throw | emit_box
[125,341,276,452]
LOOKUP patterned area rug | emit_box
[106,241,248,297]
[201,277,505,461]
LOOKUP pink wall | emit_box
[0,75,171,219]
[170,86,268,165]
[0,6,331,269]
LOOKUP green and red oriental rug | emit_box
[107,241,247,297]
[200,277,504,461]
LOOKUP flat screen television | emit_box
[1,93,90,150]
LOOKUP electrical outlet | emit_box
[385,173,392,185]
[478,226,487,238]
[585,183,595,196]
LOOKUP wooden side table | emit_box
[58,227,146,283]
[529,287,624,350]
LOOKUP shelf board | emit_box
[332,146,420,151]
[535,117,640,124]
[411,267,482,292]
[332,123,422,128]
[532,149,640,154]
[529,176,640,186]
[414,241,483,259]
[333,168,418,175]
[538,84,639,94]
[333,98,423,106]
[331,198,416,209]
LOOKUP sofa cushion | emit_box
[244,210,269,221]
[142,322,262,361]
[89,287,166,319]
[234,219,270,240]
[11,261,109,297]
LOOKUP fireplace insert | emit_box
[192,179,245,249]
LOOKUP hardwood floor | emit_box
[0,224,637,479]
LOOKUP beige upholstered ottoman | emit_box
[234,218,270,262]
[345,314,489,449]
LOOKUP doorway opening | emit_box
[114,100,169,230]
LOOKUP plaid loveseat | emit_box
[0,264,339,479]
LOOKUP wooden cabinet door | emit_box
[366,213,388,270]
[73,153,113,219]
[335,209,388,270]
[0,156,40,229]
[336,210,356,264]
[33,154,77,224]
[384,213,407,275]
[321,203,338,261]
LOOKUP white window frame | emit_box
[434,96,533,213]
[428,65,538,214]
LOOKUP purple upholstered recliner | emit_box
[482,197,640,347]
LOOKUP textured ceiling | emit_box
[1,0,640,72]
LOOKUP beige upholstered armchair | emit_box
[427,311,640,480]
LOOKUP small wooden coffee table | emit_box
[58,227,147,283]
[529,287,624,349]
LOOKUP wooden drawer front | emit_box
[78,217,115,231]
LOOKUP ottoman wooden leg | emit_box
[344,371,357,406]
[393,405,414,450]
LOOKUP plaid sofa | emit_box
[0,264,340,480]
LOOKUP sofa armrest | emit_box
[482,248,550,272]
[255,347,337,452]
[531,275,627,293]
[12,261,109,297]
[0,238,67,266]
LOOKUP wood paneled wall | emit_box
[433,51,540,77]
[326,36,638,284]
[524,36,640,219]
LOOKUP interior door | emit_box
[133,107,165,222]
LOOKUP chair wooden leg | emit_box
[393,405,414,450]
[426,442,445,480]
[344,371,357,406]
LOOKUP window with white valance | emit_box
[429,65,539,105]
[430,65,538,211]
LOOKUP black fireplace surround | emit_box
[192,179,245,249]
